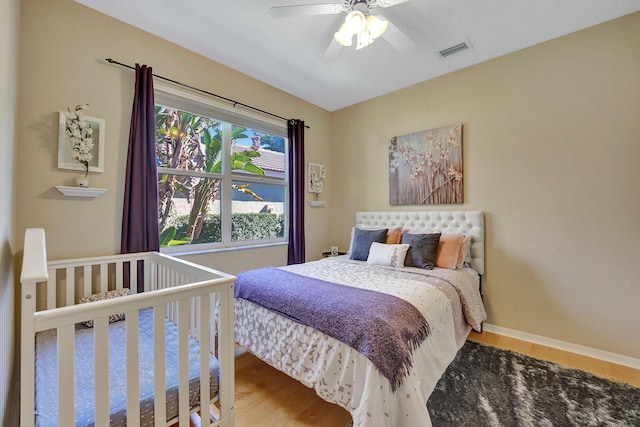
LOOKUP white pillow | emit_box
[366,242,410,268]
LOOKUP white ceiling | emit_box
[76,0,639,112]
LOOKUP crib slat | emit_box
[130,261,138,294]
[210,293,216,355]
[178,299,189,426]
[144,258,151,292]
[94,317,110,427]
[66,267,75,306]
[126,310,141,426]
[116,261,123,290]
[191,292,197,339]
[149,258,157,291]
[100,263,108,293]
[47,272,56,309]
[58,324,75,426]
[167,270,175,323]
[83,265,92,297]
[153,306,167,426]
[199,295,211,420]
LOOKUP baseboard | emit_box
[483,323,640,371]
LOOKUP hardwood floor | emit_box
[234,351,352,427]
[232,332,640,426]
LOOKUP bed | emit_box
[234,210,486,427]
[19,228,236,427]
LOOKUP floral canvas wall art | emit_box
[389,123,463,205]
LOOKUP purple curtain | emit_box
[121,64,159,255]
[287,119,306,264]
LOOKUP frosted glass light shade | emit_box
[366,15,388,39]
[334,23,353,46]
[344,11,367,33]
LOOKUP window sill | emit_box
[161,241,287,257]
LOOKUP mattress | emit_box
[34,308,219,427]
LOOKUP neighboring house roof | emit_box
[232,144,284,174]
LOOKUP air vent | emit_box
[439,41,472,58]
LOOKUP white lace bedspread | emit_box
[234,257,486,427]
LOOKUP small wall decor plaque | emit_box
[308,162,326,199]
[389,123,463,205]
[58,107,105,174]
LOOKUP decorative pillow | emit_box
[349,228,388,261]
[385,227,403,245]
[79,288,130,328]
[348,226,402,254]
[366,242,410,268]
[458,235,472,268]
[401,232,441,269]
[436,234,469,269]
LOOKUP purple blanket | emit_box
[235,267,430,391]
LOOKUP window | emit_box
[155,85,288,252]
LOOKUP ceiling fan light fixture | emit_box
[344,10,367,33]
[366,15,388,39]
[334,23,353,46]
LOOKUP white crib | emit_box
[20,228,236,427]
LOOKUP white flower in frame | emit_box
[308,162,326,196]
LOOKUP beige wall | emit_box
[330,12,640,359]
[12,3,639,408]
[15,0,332,268]
[1,0,19,423]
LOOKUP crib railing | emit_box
[20,228,236,427]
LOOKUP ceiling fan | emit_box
[269,0,415,61]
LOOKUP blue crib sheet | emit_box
[34,308,220,426]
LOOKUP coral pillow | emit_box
[435,234,469,269]
[403,230,471,269]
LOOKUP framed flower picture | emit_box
[57,111,105,173]
[308,162,325,194]
[389,123,463,205]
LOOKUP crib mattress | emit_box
[34,308,219,427]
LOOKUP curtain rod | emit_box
[105,58,309,129]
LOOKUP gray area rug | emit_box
[427,341,640,426]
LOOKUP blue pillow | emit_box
[349,228,388,261]
[402,232,441,269]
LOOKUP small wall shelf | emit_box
[307,200,326,207]
[55,186,107,198]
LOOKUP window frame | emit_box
[155,82,289,254]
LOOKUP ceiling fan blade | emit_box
[323,38,343,62]
[376,0,411,7]
[269,4,343,18]
[380,19,415,53]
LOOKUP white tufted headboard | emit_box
[355,211,485,275]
